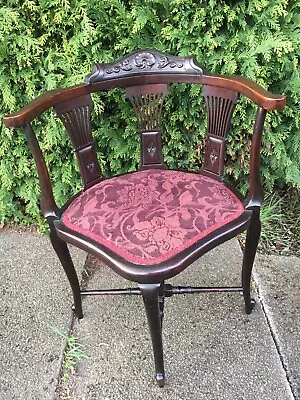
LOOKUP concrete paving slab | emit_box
[254,254,300,399]
[0,232,86,400]
[72,239,294,400]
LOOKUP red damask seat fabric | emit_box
[62,169,244,265]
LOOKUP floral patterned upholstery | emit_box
[62,169,244,265]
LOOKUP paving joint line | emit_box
[54,312,77,399]
[54,252,91,399]
[253,275,298,400]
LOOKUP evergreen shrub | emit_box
[0,0,299,224]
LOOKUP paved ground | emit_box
[0,231,299,400]
[254,254,300,398]
[0,232,86,400]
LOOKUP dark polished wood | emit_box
[80,285,243,297]
[242,208,261,314]
[125,83,167,169]
[53,211,252,283]
[244,107,267,209]
[54,94,103,189]
[3,49,286,387]
[49,218,83,319]
[3,51,285,129]
[139,283,165,387]
[23,123,59,219]
[202,85,239,178]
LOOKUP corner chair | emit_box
[3,49,286,387]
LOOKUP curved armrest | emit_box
[3,73,285,129]
[3,84,87,128]
[202,75,286,110]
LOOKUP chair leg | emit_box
[242,209,260,314]
[158,281,165,326]
[139,283,165,387]
[49,223,83,319]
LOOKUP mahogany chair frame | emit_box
[3,49,285,387]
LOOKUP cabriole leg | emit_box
[139,283,165,387]
[49,222,83,319]
[242,209,260,314]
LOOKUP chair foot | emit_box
[71,304,83,319]
[245,298,256,314]
[156,372,165,387]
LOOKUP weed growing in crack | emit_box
[52,327,88,399]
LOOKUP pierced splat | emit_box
[202,86,239,178]
[54,94,102,189]
[126,84,167,169]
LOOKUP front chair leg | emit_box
[242,208,261,314]
[158,281,165,326]
[49,223,83,319]
[139,283,165,387]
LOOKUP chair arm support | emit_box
[244,107,267,209]
[22,123,59,218]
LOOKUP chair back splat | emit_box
[125,83,167,169]
[3,49,286,388]
[54,94,103,189]
[202,86,239,179]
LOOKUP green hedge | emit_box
[0,0,299,224]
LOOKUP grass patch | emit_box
[238,188,299,256]
[259,188,300,256]
[52,327,88,399]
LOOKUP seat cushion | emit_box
[62,169,244,265]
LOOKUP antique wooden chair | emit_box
[3,49,285,387]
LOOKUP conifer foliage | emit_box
[0,0,299,224]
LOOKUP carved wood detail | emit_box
[85,49,203,84]
[54,94,102,188]
[202,86,238,177]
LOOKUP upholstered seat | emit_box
[62,169,244,265]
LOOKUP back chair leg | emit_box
[242,208,261,314]
[139,283,165,387]
[49,223,83,319]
